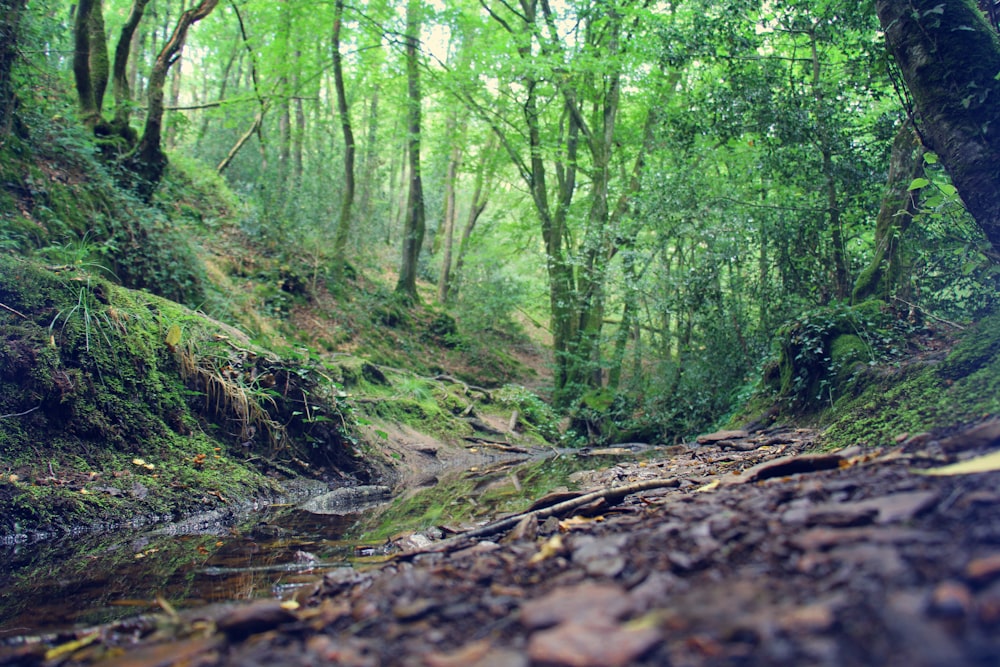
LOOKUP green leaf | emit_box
[924,152,939,164]
[907,178,931,191]
[939,183,958,196]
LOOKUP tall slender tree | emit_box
[395,0,426,301]
[331,0,356,285]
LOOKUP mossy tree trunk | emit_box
[394,0,426,302]
[876,0,1000,260]
[331,0,356,286]
[110,0,150,141]
[852,123,924,303]
[127,0,219,198]
[73,0,102,128]
[0,0,27,138]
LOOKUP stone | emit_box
[697,429,749,444]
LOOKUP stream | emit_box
[0,449,643,640]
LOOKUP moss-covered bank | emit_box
[820,309,1000,448]
[0,256,381,538]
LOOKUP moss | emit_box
[0,255,374,536]
[820,311,1000,449]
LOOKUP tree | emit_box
[876,0,1000,259]
[127,0,220,195]
[852,123,924,302]
[395,0,426,302]
[331,0,357,285]
[0,0,27,137]
[71,0,220,196]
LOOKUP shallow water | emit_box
[0,448,646,639]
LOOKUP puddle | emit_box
[0,448,650,639]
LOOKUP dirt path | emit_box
[6,422,1000,666]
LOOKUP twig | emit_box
[892,297,965,330]
[0,301,27,319]
[405,477,681,556]
[0,405,40,419]
[463,437,529,453]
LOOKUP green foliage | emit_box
[760,301,922,413]
[495,384,561,444]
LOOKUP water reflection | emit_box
[0,447,649,639]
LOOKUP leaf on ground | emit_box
[529,534,564,564]
[916,450,1000,476]
[695,479,720,493]
[44,633,99,661]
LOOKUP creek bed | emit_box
[0,448,647,640]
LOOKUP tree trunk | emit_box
[437,115,463,303]
[852,123,924,302]
[331,0,356,285]
[357,85,381,238]
[395,0,426,302]
[876,0,1000,259]
[73,0,101,126]
[129,0,219,197]
[0,0,27,138]
[111,0,150,138]
[451,136,492,300]
[88,0,110,115]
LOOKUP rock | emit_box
[938,419,1000,452]
[298,485,392,514]
[527,621,662,667]
[215,600,298,639]
[571,534,628,578]
[697,429,749,444]
[731,453,843,483]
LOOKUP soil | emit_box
[4,421,1000,667]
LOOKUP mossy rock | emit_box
[830,333,869,383]
[767,302,899,410]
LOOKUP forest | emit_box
[1,0,998,406]
[2,0,1000,663]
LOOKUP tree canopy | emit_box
[2,0,998,436]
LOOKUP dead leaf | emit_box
[695,479,720,493]
[917,450,1000,476]
[529,534,565,564]
[44,632,99,661]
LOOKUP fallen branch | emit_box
[463,437,529,454]
[408,477,681,556]
[0,301,27,319]
[0,405,40,419]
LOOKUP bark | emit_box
[88,1,110,114]
[436,115,463,304]
[395,0,426,302]
[876,0,1000,259]
[852,124,924,303]
[0,0,27,138]
[111,0,151,135]
[356,85,381,236]
[129,0,219,197]
[73,0,101,125]
[331,0,356,285]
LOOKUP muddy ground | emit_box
[3,421,1000,667]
